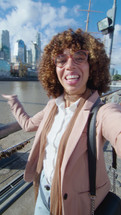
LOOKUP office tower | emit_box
[36,32,41,62]
[0,30,11,62]
[13,39,26,63]
[31,32,41,69]
[26,49,32,64]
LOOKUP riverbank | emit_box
[0,76,38,81]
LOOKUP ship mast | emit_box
[86,0,91,32]
[79,0,103,32]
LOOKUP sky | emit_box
[0,0,121,73]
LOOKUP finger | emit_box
[1,94,12,99]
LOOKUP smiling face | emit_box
[56,49,90,95]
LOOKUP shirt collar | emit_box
[55,95,80,112]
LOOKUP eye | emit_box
[56,55,67,64]
[74,51,87,61]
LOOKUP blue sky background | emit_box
[0,0,121,73]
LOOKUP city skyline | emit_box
[0,0,121,73]
[0,29,41,63]
[0,29,41,77]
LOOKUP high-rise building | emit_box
[0,30,11,62]
[13,39,26,63]
[31,32,41,69]
[36,32,41,62]
[110,67,118,76]
[26,49,32,65]
[0,50,4,60]
[31,42,37,69]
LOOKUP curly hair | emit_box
[38,28,111,98]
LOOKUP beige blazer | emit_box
[8,91,121,215]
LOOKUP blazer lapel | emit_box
[61,91,100,180]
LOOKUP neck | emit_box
[64,89,88,108]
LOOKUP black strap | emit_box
[87,100,117,196]
[87,102,103,196]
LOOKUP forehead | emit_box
[63,48,80,55]
[51,45,82,58]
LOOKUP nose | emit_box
[65,56,75,69]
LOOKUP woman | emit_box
[2,28,121,215]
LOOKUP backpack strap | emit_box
[87,98,103,196]
[87,98,117,214]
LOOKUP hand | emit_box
[1,94,17,100]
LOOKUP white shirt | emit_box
[43,95,80,185]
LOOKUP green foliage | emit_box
[112,74,121,81]
[19,62,27,77]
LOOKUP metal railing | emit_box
[0,124,34,213]
[0,173,33,214]
[0,122,21,140]
[0,139,31,159]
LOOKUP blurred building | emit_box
[26,49,32,65]
[31,32,41,69]
[0,51,4,59]
[13,39,26,63]
[36,32,41,62]
[110,67,118,76]
[0,30,11,62]
[0,59,10,76]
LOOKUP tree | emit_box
[19,62,27,77]
[112,74,121,81]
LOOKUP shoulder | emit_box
[97,102,121,121]
[46,98,56,106]
[99,102,121,113]
[43,98,56,111]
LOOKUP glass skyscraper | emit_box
[0,30,11,62]
[13,40,26,63]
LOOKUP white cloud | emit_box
[72,5,81,17]
[58,6,68,18]
[102,24,121,70]
[0,0,16,10]
[0,0,78,54]
[112,24,121,67]
[40,4,57,28]
[113,24,121,47]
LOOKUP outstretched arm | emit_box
[2,94,45,132]
[97,103,121,158]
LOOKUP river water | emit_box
[0,81,121,151]
[1,81,121,126]
[0,81,49,126]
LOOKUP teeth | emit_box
[66,75,79,80]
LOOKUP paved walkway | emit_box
[2,186,35,215]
